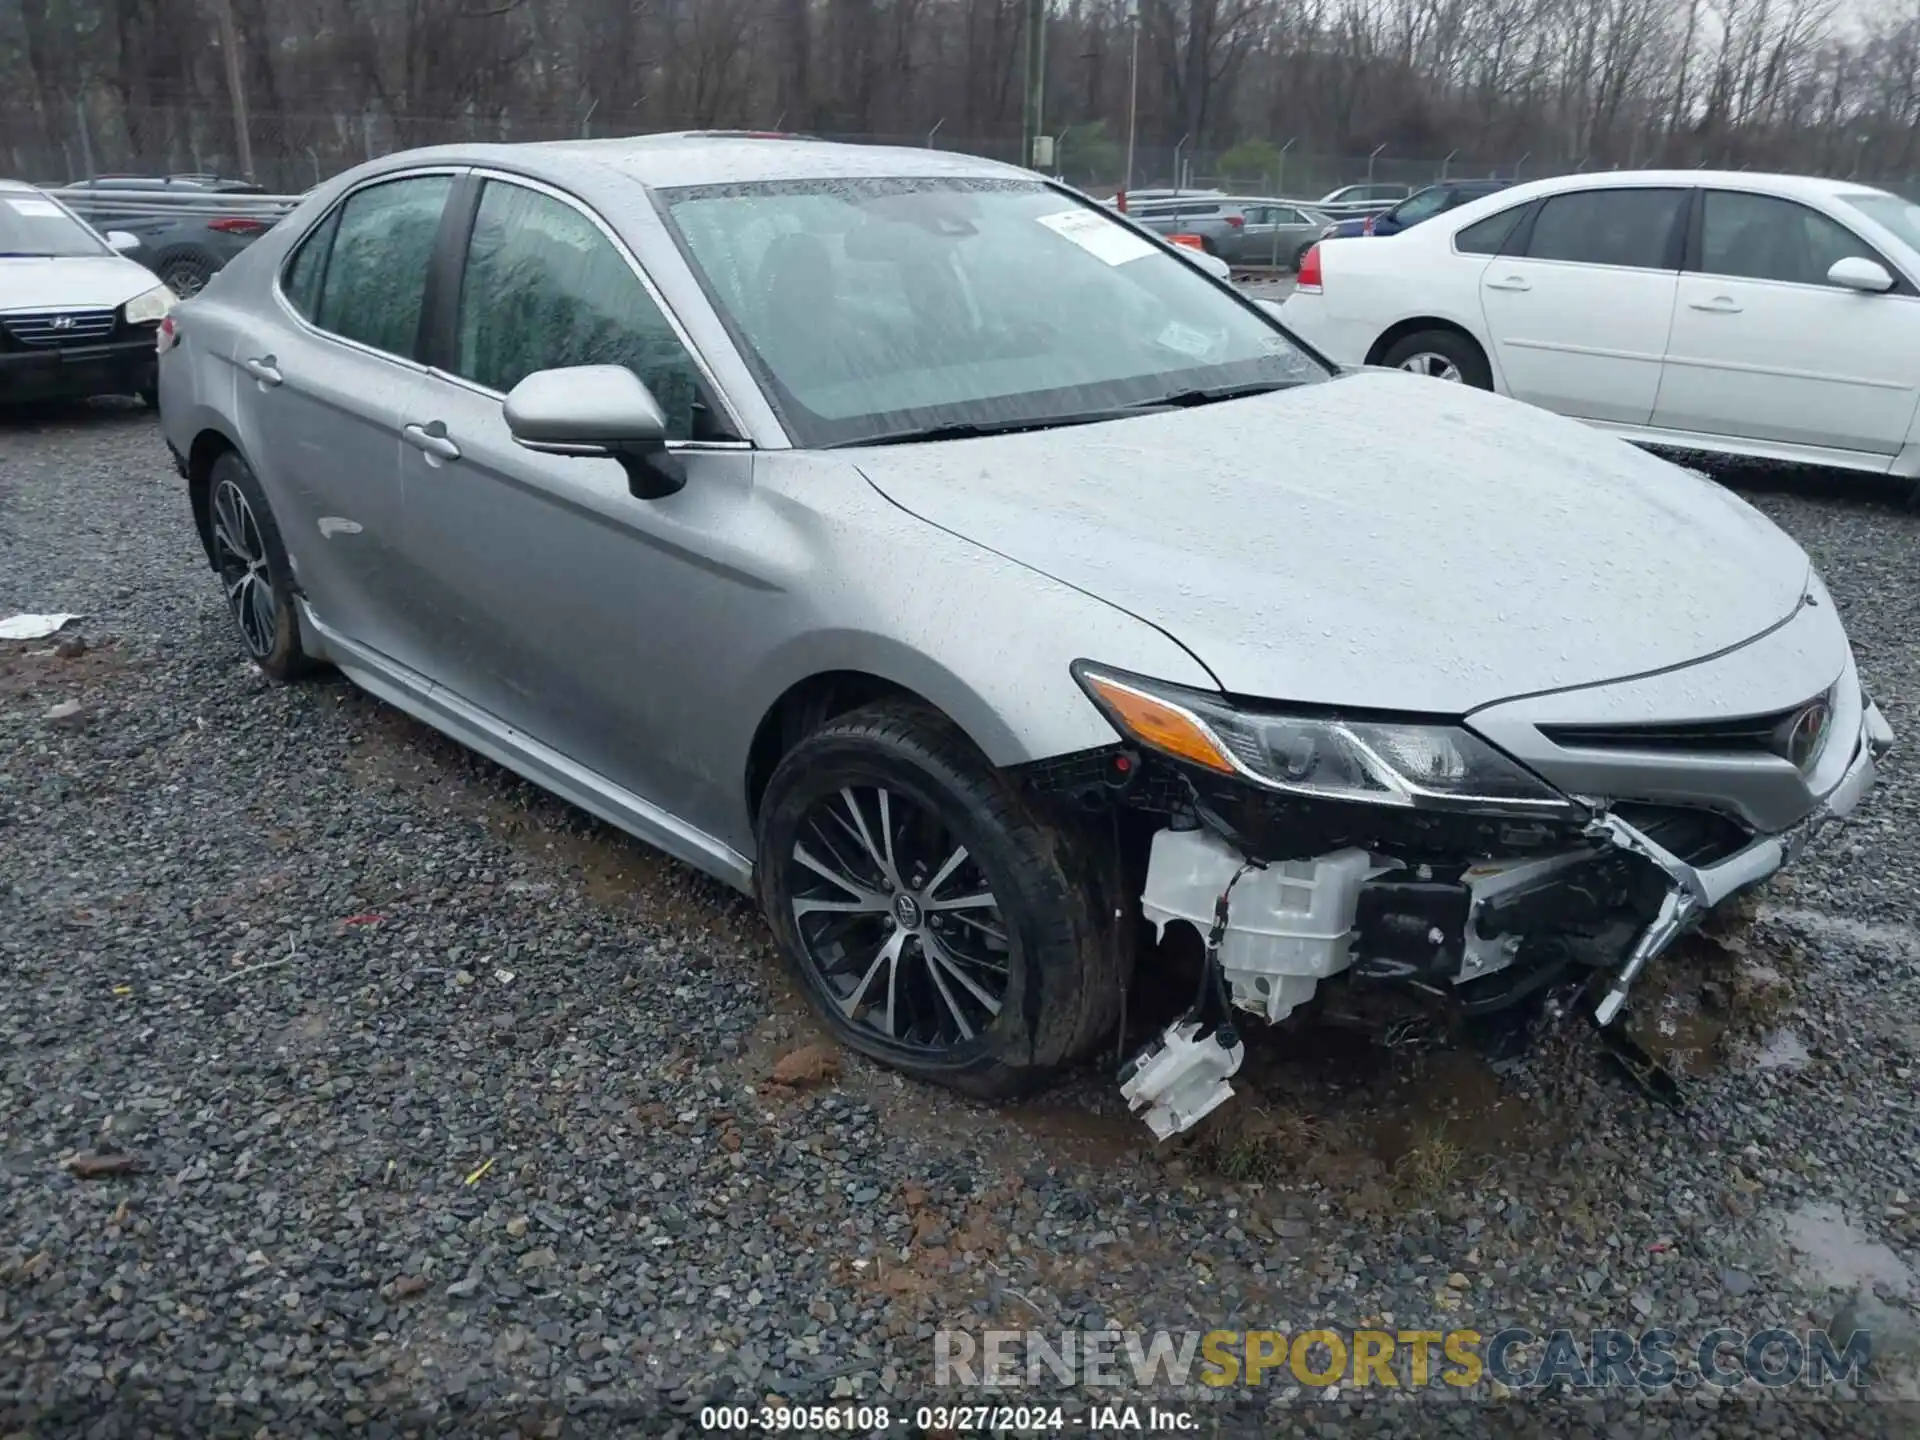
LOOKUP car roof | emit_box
[377,132,1031,192]
[1486,169,1890,204]
[0,178,41,193]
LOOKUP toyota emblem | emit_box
[1782,699,1832,772]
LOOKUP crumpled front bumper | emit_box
[1586,696,1893,1025]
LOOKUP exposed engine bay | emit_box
[1020,719,1885,1139]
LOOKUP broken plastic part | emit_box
[1119,1019,1245,1140]
[1140,827,1380,1023]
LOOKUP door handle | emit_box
[242,355,282,386]
[1688,297,1743,314]
[1484,275,1531,292]
[402,421,461,462]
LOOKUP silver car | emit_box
[158,133,1892,1138]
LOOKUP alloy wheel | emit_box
[210,478,276,658]
[163,265,209,299]
[1398,351,1465,382]
[785,785,1010,1054]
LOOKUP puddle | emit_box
[1751,1029,1811,1071]
[1777,1200,1916,1297]
[1759,904,1920,963]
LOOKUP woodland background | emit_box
[3,0,1919,195]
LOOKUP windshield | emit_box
[661,177,1328,447]
[0,191,107,258]
[1838,192,1920,258]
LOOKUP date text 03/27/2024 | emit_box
[696,1405,1195,1432]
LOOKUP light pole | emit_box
[928,118,945,149]
[1440,148,1457,181]
[1366,142,1386,187]
[1124,2,1139,195]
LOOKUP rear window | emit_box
[1455,206,1527,255]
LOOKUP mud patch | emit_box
[0,637,133,706]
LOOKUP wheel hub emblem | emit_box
[892,893,923,930]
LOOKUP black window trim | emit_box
[1682,186,1919,298]
[1448,198,1537,258]
[417,166,751,447]
[270,165,466,373]
[1499,183,1691,272]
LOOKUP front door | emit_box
[392,175,762,826]
[1476,185,1687,424]
[1651,188,1920,459]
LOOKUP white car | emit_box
[1280,170,1920,482]
[0,178,175,406]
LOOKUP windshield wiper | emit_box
[836,412,1118,448]
[1124,379,1301,410]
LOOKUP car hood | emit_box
[0,255,156,312]
[852,372,1810,715]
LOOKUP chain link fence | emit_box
[5,102,1917,205]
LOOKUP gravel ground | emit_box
[3,403,1917,1438]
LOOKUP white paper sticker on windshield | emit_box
[1156,321,1218,358]
[1036,208,1158,267]
[6,198,63,218]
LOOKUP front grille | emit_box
[1612,802,1754,866]
[1542,704,1809,759]
[1,309,118,348]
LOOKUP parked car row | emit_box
[1319,178,1513,240]
[1281,170,1920,483]
[148,133,1889,1138]
[1122,192,1333,266]
[0,179,174,405]
[59,174,285,298]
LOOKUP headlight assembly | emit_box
[1073,663,1572,814]
[123,285,175,326]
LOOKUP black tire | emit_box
[1378,327,1493,389]
[206,451,313,681]
[756,700,1124,1099]
[154,247,219,299]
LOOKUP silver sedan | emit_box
[158,133,1890,1137]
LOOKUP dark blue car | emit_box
[1321,179,1513,241]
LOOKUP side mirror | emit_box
[1828,256,1895,293]
[105,230,140,253]
[503,365,682,499]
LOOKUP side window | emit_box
[314,175,451,358]
[1698,190,1881,288]
[1455,206,1527,255]
[1522,188,1685,270]
[281,207,339,321]
[452,180,701,439]
[1273,207,1304,226]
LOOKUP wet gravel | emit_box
[2,403,1917,1437]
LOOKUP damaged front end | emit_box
[1024,665,1893,1140]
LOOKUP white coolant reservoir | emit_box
[1139,827,1376,1023]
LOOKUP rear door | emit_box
[1651,188,1920,460]
[233,171,455,668]
[1475,185,1687,423]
